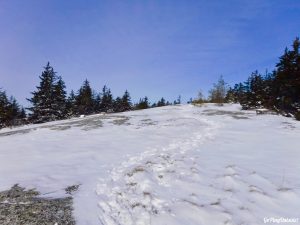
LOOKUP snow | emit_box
[0,104,300,225]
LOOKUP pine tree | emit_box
[135,97,149,110]
[6,97,21,125]
[173,95,181,105]
[157,97,166,107]
[99,85,113,112]
[209,76,227,105]
[274,37,300,113]
[75,79,94,115]
[66,90,76,116]
[113,97,123,112]
[52,76,67,119]
[0,90,25,127]
[19,107,26,120]
[0,90,9,128]
[247,71,265,108]
[93,93,101,113]
[27,62,58,123]
[225,87,235,103]
[121,90,132,111]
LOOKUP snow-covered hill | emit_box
[0,104,299,225]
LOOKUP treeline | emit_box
[191,75,228,105]
[0,90,26,127]
[0,63,178,128]
[191,38,300,120]
[225,37,300,119]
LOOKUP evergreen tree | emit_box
[113,97,123,112]
[99,85,114,112]
[225,87,235,103]
[6,97,21,125]
[52,76,67,119]
[19,107,26,120]
[274,37,300,112]
[121,90,132,111]
[157,97,166,107]
[0,90,25,127]
[93,93,101,113]
[192,90,206,104]
[173,95,181,105]
[75,79,94,115]
[262,71,276,108]
[0,90,9,128]
[151,102,157,108]
[246,71,266,108]
[66,90,76,116]
[27,62,58,123]
[135,97,149,110]
[209,76,228,105]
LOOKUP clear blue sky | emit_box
[0,0,300,105]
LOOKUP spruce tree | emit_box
[99,85,113,112]
[19,107,26,120]
[94,93,101,113]
[135,97,149,110]
[274,37,300,113]
[27,62,58,123]
[247,71,265,108]
[157,97,166,107]
[113,97,123,112]
[52,76,67,119]
[66,90,76,116]
[75,79,94,115]
[121,90,132,111]
[0,90,9,128]
[209,76,227,105]
[6,97,21,125]
[0,90,25,127]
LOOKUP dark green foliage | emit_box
[1,61,175,127]
[53,76,67,119]
[224,87,236,103]
[157,97,166,107]
[99,85,114,113]
[0,90,25,128]
[273,38,300,113]
[66,90,76,116]
[113,90,132,112]
[75,79,94,115]
[93,93,101,113]
[238,71,267,109]
[121,90,132,111]
[27,62,67,123]
[150,97,172,108]
[135,97,150,110]
[229,37,300,118]
[0,90,9,127]
[113,97,123,112]
[173,95,181,105]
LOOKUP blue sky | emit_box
[0,0,300,105]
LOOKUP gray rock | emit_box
[0,184,75,225]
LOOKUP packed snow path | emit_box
[0,104,300,225]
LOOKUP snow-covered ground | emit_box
[0,104,299,225]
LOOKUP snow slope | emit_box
[0,104,299,225]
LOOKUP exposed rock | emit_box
[0,184,75,225]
